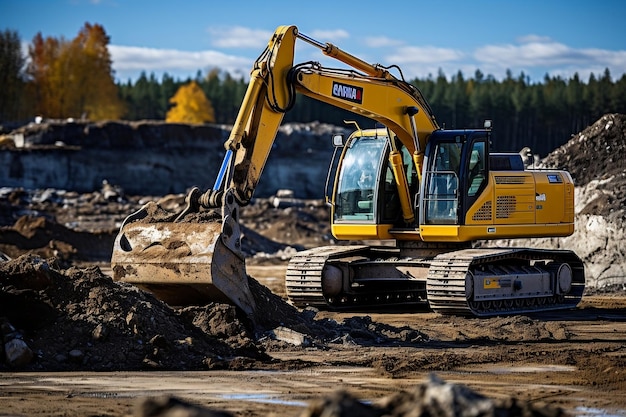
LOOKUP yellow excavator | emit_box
[111,25,584,317]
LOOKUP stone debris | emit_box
[269,326,312,347]
[4,338,33,366]
[135,396,235,417]
[2,315,34,367]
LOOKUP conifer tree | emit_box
[0,29,26,121]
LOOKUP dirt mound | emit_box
[0,253,433,371]
[541,113,626,186]
[540,113,626,219]
[0,214,115,262]
[0,254,265,371]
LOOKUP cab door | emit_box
[420,131,489,227]
[421,138,463,225]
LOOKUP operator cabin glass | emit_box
[335,135,386,222]
[424,141,462,224]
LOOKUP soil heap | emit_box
[0,251,435,371]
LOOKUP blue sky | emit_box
[2,0,626,84]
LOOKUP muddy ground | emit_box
[1,188,625,417]
[1,115,626,416]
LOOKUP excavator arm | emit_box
[199,25,439,210]
[111,25,440,316]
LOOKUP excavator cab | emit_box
[333,132,386,222]
[328,128,492,239]
[329,129,409,238]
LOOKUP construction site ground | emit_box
[1,114,626,416]
[1,190,625,417]
[2,294,626,417]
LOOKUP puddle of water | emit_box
[576,406,626,417]
[220,393,307,407]
[483,364,577,374]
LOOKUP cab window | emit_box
[467,141,486,197]
[335,136,385,222]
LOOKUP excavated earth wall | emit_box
[0,120,345,198]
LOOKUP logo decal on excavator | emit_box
[332,82,363,104]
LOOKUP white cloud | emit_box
[308,29,350,41]
[516,34,553,44]
[474,37,626,81]
[386,46,466,65]
[363,36,403,48]
[477,41,573,66]
[109,45,252,81]
[207,26,273,49]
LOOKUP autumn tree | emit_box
[26,23,124,120]
[26,32,61,117]
[166,80,215,123]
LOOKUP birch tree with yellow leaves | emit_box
[166,80,215,123]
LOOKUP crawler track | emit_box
[286,246,585,317]
[286,245,429,309]
[426,248,585,316]
[285,246,350,307]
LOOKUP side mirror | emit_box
[332,134,345,147]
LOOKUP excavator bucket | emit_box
[110,190,256,316]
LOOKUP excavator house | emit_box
[111,25,584,317]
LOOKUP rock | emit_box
[148,334,168,349]
[4,338,33,366]
[100,179,123,202]
[0,317,17,342]
[142,358,162,369]
[270,326,312,347]
[382,374,495,417]
[92,324,108,341]
[301,390,380,417]
[68,349,84,363]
